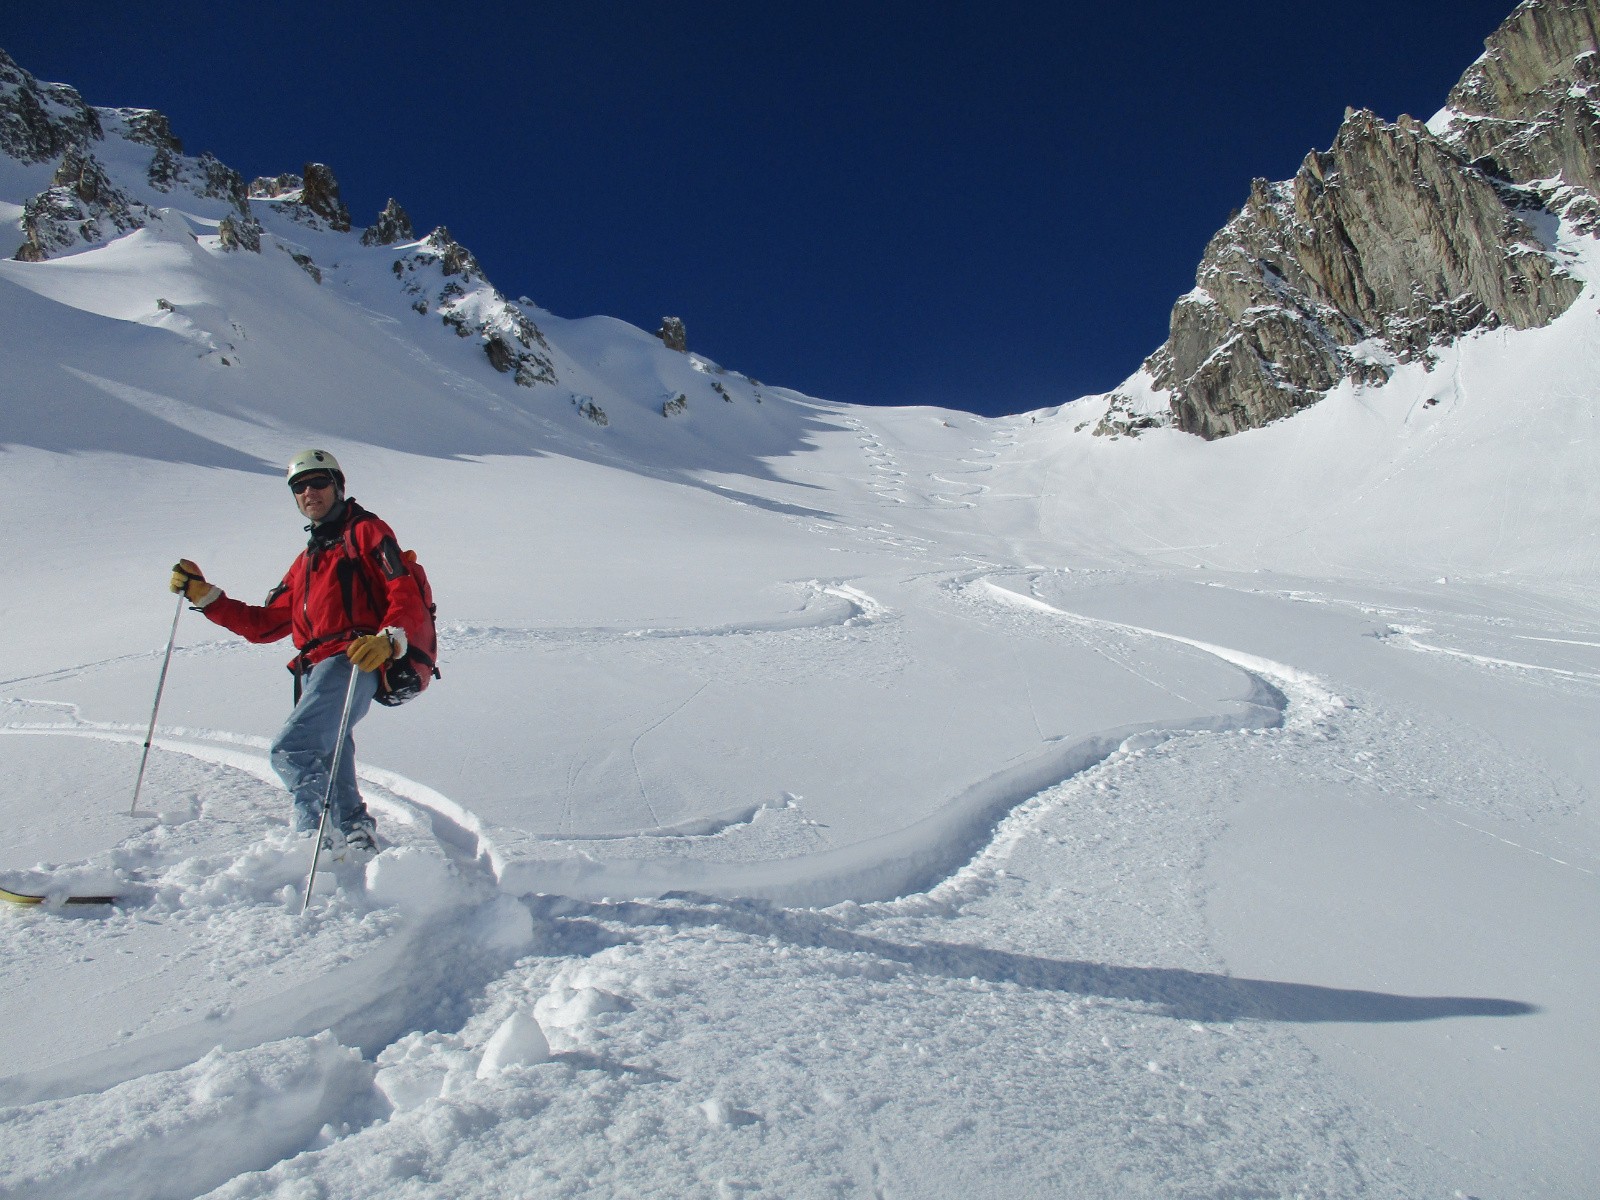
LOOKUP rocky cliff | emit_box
[1107,0,1598,440]
[0,48,99,163]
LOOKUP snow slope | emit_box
[3,122,1599,1200]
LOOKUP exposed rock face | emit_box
[0,48,100,163]
[1117,0,1597,440]
[299,162,350,231]
[151,147,249,209]
[394,226,558,388]
[425,225,483,280]
[115,107,182,152]
[656,316,687,352]
[289,250,322,283]
[2,52,261,261]
[1443,0,1600,216]
[247,164,351,232]
[14,145,146,261]
[574,396,609,425]
[485,307,559,388]
[249,172,304,200]
[360,198,414,246]
[218,211,262,253]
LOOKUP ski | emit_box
[1,885,119,907]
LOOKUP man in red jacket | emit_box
[169,450,429,853]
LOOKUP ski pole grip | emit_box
[172,562,205,600]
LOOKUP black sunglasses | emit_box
[290,474,336,494]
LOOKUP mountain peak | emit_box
[0,46,101,164]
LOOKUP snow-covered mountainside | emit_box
[3,28,1598,1200]
[0,44,775,458]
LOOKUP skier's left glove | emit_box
[347,633,397,672]
[169,559,220,608]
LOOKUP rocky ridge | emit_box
[0,46,559,394]
[1,44,783,425]
[0,48,100,163]
[393,226,558,388]
[1103,0,1599,440]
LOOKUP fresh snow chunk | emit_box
[365,846,459,914]
[698,1098,756,1128]
[535,982,629,1030]
[156,792,200,824]
[1119,732,1168,755]
[476,1011,550,1079]
[469,893,536,953]
[374,1031,474,1112]
[374,1055,451,1112]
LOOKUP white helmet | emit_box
[286,448,344,488]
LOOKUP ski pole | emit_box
[130,592,186,815]
[301,664,363,914]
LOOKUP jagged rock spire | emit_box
[360,198,414,246]
[656,316,687,352]
[247,163,351,232]
[299,162,350,232]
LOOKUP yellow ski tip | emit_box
[1,886,118,906]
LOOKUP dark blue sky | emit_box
[4,1,1519,415]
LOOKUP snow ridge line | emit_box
[530,795,795,842]
[827,579,1343,923]
[492,707,1275,910]
[0,722,503,886]
[1384,627,1600,681]
[440,579,890,652]
[979,580,1349,728]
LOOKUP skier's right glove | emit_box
[346,632,396,672]
[170,559,220,608]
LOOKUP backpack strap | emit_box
[340,512,385,621]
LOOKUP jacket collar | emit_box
[304,497,361,548]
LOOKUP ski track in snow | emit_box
[8,306,1600,1199]
[3,565,1334,966]
[2,549,1580,1194]
[6,408,1589,1195]
[4,566,1309,911]
[20,566,1539,1199]
[439,577,890,655]
[0,565,1361,1093]
[978,578,1349,728]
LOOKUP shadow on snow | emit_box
[530,894,1538,1026]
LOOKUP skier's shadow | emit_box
[531,894,1538,1025]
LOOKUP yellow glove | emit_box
[169,560,219,605]
[347,633,396,672]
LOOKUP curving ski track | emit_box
[0,565,1552,1197]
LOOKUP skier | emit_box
[168,450,429,853]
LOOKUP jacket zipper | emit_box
[301,548,316,642]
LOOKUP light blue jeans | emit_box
[270,654,379,834]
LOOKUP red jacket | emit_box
[202,500,429,673]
